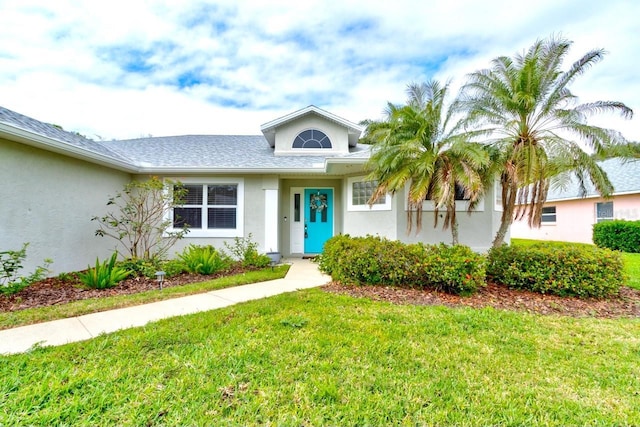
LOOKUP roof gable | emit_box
[260,105,363,147]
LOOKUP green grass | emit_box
[512,238,640,290]
[622,253,640,290]
[1,290,638,426]
[510,238,594,248]
[0,265,289,330]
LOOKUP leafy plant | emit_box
[593,220,640,253]
[178,245,231,275]
[0,243,52,295]
[487,243,624,298]
[319,235,485,295]
[79,253,130,290]
[92,176,189,261]
[224,234,271,268]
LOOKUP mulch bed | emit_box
[322,281,640,319]
[3,269,639,319]
[0,265,252,313]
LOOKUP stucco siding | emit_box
[0,138,131,275]
[394,184,501,252]
[511,194,640,243]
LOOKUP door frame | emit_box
[290,186,335,255]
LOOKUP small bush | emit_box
[178,245,231,275]
[593,220,640,253]
[487,243,624,298]
[0,243,52,295]
[117,258,162,278]
[224,234,271,268]
[160,258,187,277]
[318,235,485,295]
[79,253,130,290]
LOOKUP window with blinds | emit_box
[174,184,238,229]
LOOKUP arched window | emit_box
[292,129,332,149]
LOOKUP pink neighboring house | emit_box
[510,158,640,244]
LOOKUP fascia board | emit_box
[0,123,138,173]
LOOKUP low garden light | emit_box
[155,271,166,290]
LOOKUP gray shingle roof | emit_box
[1,104,371,171]
[101,135,371,169]
[548,158,640,200]
[0,106,129,162]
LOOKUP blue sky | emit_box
[1,0,638,141]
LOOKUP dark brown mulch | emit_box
[0,265,253,313]
[322,281,640,319]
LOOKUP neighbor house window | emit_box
[596,201,614,222]
[170,179,244,237]
[541,206,557,223]
[347,177,391,211]
[292,129,332,149]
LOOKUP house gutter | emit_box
[0,123,138,173]
[546,190,640,203]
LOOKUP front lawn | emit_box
[1,289,638,426]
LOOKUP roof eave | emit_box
[260,105,364,135]
[135,166,330,175]
[0,123,138,173]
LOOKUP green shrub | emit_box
[487,243,624,298]
[593,220,640,253]
[117,258,162,278]
[178,245,231,275]
[0,243,52,295]
[224,234,271,268]
[160,258,187,277]
[318,235,485,295]
[406,243,486,295]
[79,253,130,290]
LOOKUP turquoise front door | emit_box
[304,188,333,253]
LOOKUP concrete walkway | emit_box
[0,259,330,355]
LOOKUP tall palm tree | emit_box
[458,35,633,248]
[365,80,489,244]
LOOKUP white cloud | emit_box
[0,0,638,141]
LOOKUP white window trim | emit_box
[595,201,614,223]
[494,178,503,212]
[347,176,392,211]
[541,206,557,225]
[166,177,244,238]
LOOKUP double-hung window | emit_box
[596,201,614,223]
[541,206,557,224]
[171,179,244,237]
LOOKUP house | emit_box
[510,158,640,244]
[1,105,504,275]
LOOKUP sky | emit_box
[1,0,639,142]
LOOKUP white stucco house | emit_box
[1,105,504,275]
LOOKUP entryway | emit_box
[290,187,334,255]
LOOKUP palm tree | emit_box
[365,80,489,245]
[458,35,633,248]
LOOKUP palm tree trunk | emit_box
[492,178,517,248]
[491,209,512,248]
[451,218,459,245]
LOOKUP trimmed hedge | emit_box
[317,235,485,295]
[487,243,624,298]
[593,220,640,253]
